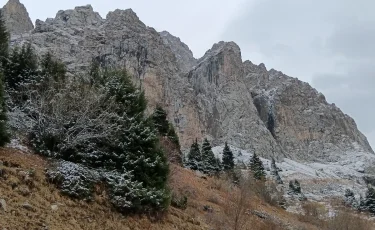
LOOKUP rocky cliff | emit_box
[3,1,373,163]
[160,31,197,73]
[1,0,33,34]
[244,62,374,161]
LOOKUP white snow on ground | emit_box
[212,143,375,201]
[7,138,31,153]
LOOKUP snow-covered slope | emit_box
[212,144,375,201]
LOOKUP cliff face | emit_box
[187,42,283,159]
[160,31,197,73]
[244,62,373,161]
[1,0,33,34]
[3,1,373,162]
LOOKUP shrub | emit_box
[171,192,188,210]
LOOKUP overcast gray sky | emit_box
[2,0,374,149]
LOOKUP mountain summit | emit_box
[1,0,33,34]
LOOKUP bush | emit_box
[46,161,100,200]
[171,192,188,210]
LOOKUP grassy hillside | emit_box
[0,147,373,230]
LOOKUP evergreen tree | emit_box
[29,69,170,212]
[201,138,219,174]
[270,157,283,184]
[344,189,356,207]
[40,52,66,82]
[0,12,9,146]
[249,153,266,180]
[186,140,201,171]
[364,187,375,214]
[151,105,169,135]
[0,11,9,69]
[167,123,180,146]
[359,195,367,211]
[0,72,9,146]
[222,142,234,171]
[102,69,147,118]
[4,43,38,89]
[288,179,306,200]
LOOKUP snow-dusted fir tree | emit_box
[25,68,170,212]
[270,157,283,184]
[364,186,375,214]
[344,189,356,207]
[186,140,202,171]
[249,153,265,180]
[0,73,9,146]
[222,142,234,171]
[0,12,9,146]
[201,138,219,174]
[40,52,66,82]
[0,11,8,67]
[4,43,38,90]
[288,179,306,201]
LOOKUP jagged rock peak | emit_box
[160,30,197,73]
[54,5,103,27]
[199,41,241,63]
[2,0,33,34]
[106,8,146,28]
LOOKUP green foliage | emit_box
[289,179,302,194]
[249,153,266,180]
[186,140,201,171]
[364,187,375,214]
[167,123,180,146]
[270,157,283,184]
[222,142,234,171]
[201,138,220,174]
[0,73,9,146]
[152,105,169,135]
[40,52,66,82]
[102,69,147,118]
[4,43,38,90]
[89,58,101,84]
[29,68,170,212]
[0,13,9,147]
[0,11,9,69]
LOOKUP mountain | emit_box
[1,0,33,34]
[3,2,374,165]
[160,30,197,73]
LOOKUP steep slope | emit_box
[160,30,197,73]
[243,61,373,161]
[0,147,327,230]
[1,0,33,34]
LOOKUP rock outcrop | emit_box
[3,1,374,162]
[187,41,283,159]
[160,31,196,73]
[1,0,33,34]
[244,62,373,161]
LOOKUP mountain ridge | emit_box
[3,1,373,162]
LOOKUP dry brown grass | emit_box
[0,148,205,230]
[0,147,373,230]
